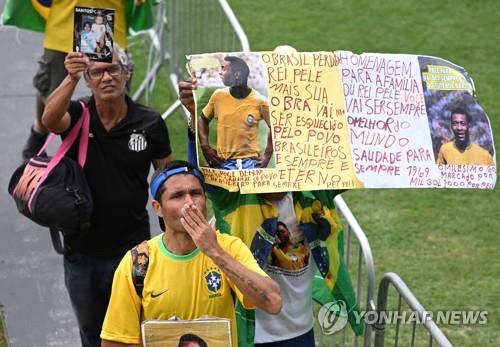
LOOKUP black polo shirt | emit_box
[62,96,171,257]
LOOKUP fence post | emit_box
[375,272,453,347]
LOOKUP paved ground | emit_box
[0,13,83,347]
[0,2,158,345]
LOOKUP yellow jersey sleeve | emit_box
[202,90,217,120]
[100,252,142,344]
[436,147,446,164]
[260,102,270,126]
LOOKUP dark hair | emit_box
[277,221,288,231]
[450,107,471,124]
[83,21,92,28]
[178,333,208,347]
[150,160,204,202]
[276,221,290,242]
[224,56,250,83]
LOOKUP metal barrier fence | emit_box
[165,0,249,88]
[319,198,454,347]
[330,195,377,347]
[374,273,453,347]
[131,0,168,104]
[310,195,376,347]
[132,0,249,112]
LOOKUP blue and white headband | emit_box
[150,166,205,200]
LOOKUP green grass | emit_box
[226,0,500,345]
[0,304,6,347]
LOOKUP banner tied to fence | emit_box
[187,51,496,193]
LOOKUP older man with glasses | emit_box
[41,44,173,347]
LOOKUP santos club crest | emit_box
[128,133,147,152]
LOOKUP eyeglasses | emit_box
[86,64,123,80]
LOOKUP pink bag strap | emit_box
[43,101,90,174]
[37,133,57,156]
[35,101,90,166]
[27,102,90,210]
[77,103,90,167]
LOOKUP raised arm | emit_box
[178,77,197,120]
[180,204,282,315]
[153,154,173,169]
[211,239,282,314]
[42,52,89,134]
[197,113,211,150]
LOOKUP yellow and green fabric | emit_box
[209,188,364,346]
[1,0,154,35]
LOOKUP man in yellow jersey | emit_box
[23,0,130,162]
[436,107,494,165]
[101,161,282,347]
[198,56,274,170]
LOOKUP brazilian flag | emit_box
[209,188,364,346]
[0,0,155,34]
[0,0,46,32]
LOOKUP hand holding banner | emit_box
[188,51,496,193]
